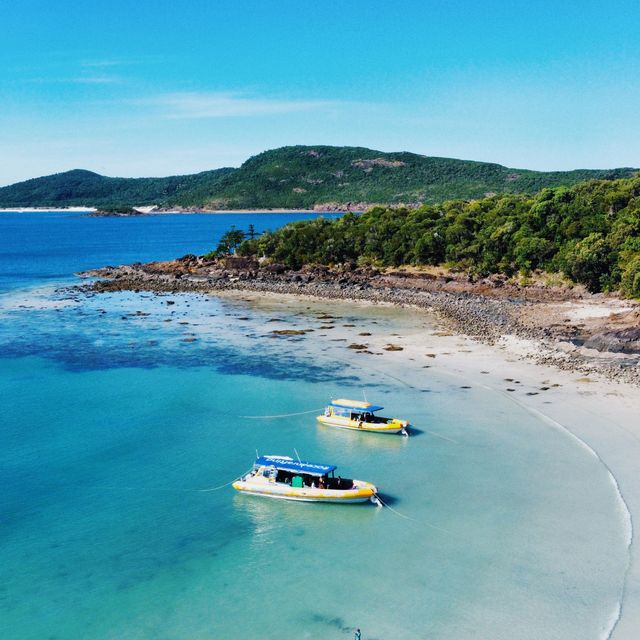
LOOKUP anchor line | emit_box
[375,493,451,534]
[238,408,324,419]
[197,467,254,492]
[374,493,414,520]
[196,478,240,492]
[76,468,256,495]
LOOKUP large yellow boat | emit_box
[232,455,378,504]
[317,399,410,435]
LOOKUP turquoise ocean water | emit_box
[0,211,630,639]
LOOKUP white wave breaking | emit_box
[505,400,633,640]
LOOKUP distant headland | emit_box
[0,145,636,211]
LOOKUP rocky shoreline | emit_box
[78,255,640,385]
[88,202,417,216]
[88,207,324,217]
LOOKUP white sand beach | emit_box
[216,289,640,639]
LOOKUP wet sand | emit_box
[214,289,640,639]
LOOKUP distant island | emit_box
[0,145,636,210]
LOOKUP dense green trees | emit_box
[204,226,246,257]
[621,256,640,297]
[237,176,640,297]
[1,146,635,209]
[183,146,636,209]
[0,168,234,208]
[217,227,246,254]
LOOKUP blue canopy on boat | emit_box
[255,455,336,476]
[330,400,384,412]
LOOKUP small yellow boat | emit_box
[317,399,409,435]
[233,455,378,504]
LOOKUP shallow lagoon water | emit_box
[0,211,630,639]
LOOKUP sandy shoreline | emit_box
[77,258,640,637]
[91,208,330,216]
[0,207,331,215]
[212,288,640,639]
[81,258,640,386]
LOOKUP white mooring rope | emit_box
[375,493,451,534]
[238,408,324,419]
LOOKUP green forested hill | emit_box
[0,167,234,208]
[0,146,636,209]
[185,146,636,209]
[237,176,640,296]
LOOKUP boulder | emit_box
[583,327,640,354]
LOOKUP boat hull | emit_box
[232,479,377,504]
[316,415,407,434]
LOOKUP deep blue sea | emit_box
[0,211,630,639]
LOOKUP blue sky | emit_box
[1,0,639,184]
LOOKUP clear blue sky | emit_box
[1,0,639,184]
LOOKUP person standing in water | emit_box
[354,628,361,640]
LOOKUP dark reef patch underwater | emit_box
[0,287,361,384]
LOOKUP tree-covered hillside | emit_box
[0,146,636,209]
[237,176,640,297]
[183,146,636,209]
[0,168,234,208]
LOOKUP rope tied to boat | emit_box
[196,478,240,492]
[373,494,413,520]
[238,408,324,419]
[374,493,451,533]
[197,467,254,492]
[81,468,254,495]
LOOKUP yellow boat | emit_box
[317,398,409,435]
[232,455,378,504]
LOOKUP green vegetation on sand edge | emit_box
[234,176,640,298]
